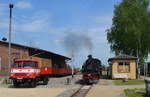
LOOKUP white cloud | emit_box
[88,27,106,33]
[94,15,112,24]
[16,1,32,9]
[54,39,64,44]
[87,27,108,42]
[14,12,51,33]
[0,10,52,34]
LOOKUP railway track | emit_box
[70,85,92,97]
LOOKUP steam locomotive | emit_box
[81,55,102,84]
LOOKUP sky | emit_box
[0,0,136,67]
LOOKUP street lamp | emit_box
[8,4,13,74]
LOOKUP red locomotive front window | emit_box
[12,61,38,68]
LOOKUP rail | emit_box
[70,85,92,97]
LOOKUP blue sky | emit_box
[1,0,141,67]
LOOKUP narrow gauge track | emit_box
[70,85,92,97]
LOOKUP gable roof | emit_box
[108,54,137,62]
[0,40,71,60]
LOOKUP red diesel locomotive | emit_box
[10,58,72,87]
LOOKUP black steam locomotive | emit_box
[81,55,102,84]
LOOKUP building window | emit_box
[118,62,130,73]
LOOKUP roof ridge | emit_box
[108,54,137,62]
[0,40,71,60]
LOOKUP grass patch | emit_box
[124,88,150,97]
[114,80,144,85]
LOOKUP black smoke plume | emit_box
[63,32,93,58]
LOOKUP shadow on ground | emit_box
[75,79,98,85]
[8,81,48,88]
[134,91,150,97]
[101,75,111,79]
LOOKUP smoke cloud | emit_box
[63,31,93,59]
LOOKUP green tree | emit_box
[107,0,150,63]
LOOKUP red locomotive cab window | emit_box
[12,61,38,68]
[34,62,38,68]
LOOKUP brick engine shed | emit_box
[0,41,70,74]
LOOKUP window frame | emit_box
[118,61,130,73]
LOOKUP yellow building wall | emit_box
[111,60,136,79]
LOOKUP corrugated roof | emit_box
[108,54,137,62]
[0,40,71,60]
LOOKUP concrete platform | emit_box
[0,88,67,97]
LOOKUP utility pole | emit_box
[71,50,74,78]
[8,4,13,74]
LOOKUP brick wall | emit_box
[0,43,29,73]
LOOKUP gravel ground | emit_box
[0,75,82,97]
[37,75,81,88]
[0,77,145,97]
[1,76,145,97]
[0,75,82,88]
[0,88,67,97]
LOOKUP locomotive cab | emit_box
[10,59,41,87]
[10,59,40,79]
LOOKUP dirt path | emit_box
[85,79,145,97]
